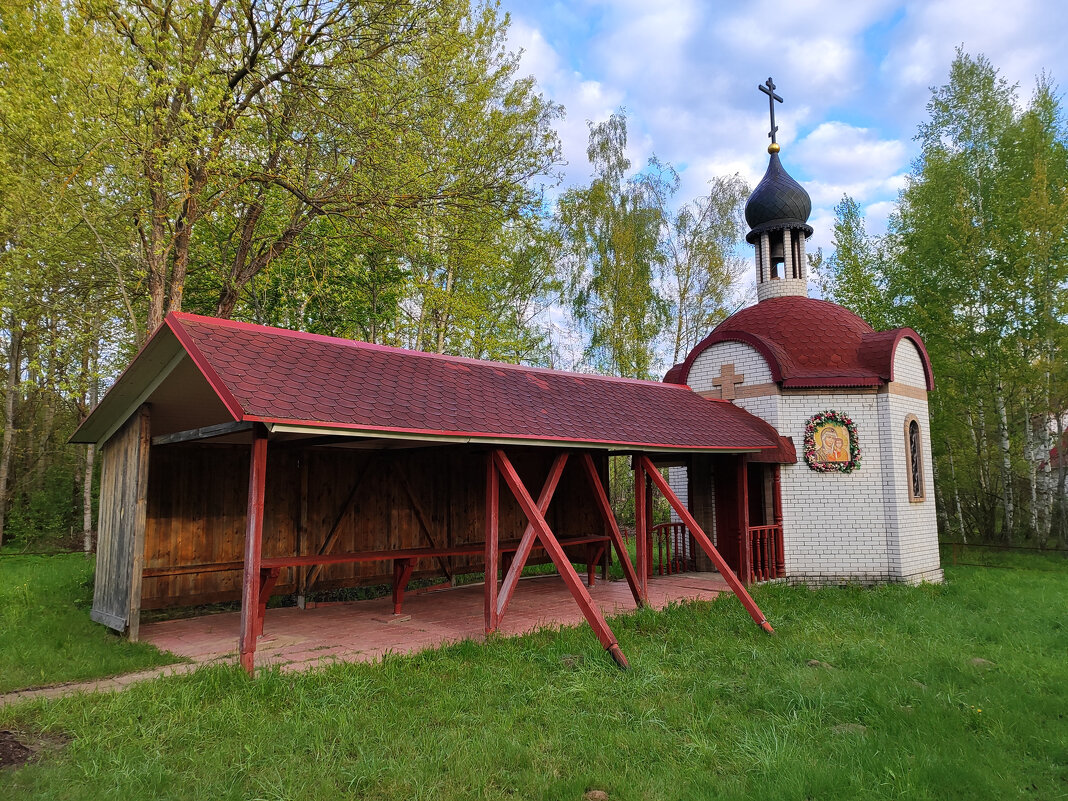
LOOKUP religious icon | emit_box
[804,410,860,472]
[811,424,850,463]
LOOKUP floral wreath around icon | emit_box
[803,410,861,473]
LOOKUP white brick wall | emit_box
[757,277,807,302]
[893,339,927,388]
[669,340,942,585]
[689,341,774,393]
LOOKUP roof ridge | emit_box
[168,312,686,391]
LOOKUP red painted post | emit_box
[639,455,774,633]
[578,453,642,607]
[773,464,785,577]
[494,450,629,669]
[633,457,648,601]
[392,558,415,615]
[484,453,499,634]
[645,473,654,579]
[739,458,752,585]
[496,453,568,621]
[239,423,269,675]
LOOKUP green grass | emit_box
[2,554,1066,799]
[0,554,178,693]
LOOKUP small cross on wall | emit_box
[712,363,745,400]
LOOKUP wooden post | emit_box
[773,464,785,577]
[484,452,499,634]
[494,450,629,669]
[633,457,648,601]
[739,458,752,585]
[296,452,309,609]
[645,471,654,579]
[639,455,773,633]
[127,406,151,642]
[239,423,269,675]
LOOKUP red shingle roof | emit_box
[664,296,934,390]
[155,312,787,453]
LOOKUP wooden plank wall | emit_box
[91,406,151,632]
[141,445,605,609]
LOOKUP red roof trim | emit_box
[255,415,774,452]
[888,328,935,391]
[664,329,785,386]
[166,315,245,420]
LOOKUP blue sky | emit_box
[500,0,1068,254]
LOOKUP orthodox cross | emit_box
[712,364,745,401]
[759,77,783,145]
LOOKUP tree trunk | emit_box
[995,385,1013,539]
[1055,414,1067,547]
[0,324,23,546]
[82,340,98,555]
[1025,407,1038,537]
[945,438,967,542]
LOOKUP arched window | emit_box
[905,415,925,502]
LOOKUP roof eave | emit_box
[263,421,777,454]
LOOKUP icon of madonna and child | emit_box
[812,423,851,463]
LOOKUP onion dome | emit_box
[744,152,813,244]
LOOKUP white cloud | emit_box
[501,0,1068,282]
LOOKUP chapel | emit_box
[665,81,943,585]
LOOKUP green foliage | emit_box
[0,555,176,693]
[856,49,1068,544]
[2,555,1066,799]
[817,196,894,331]
[559,112,669,378]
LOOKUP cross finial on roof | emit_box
[758,77,783,151]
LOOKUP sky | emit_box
[499,0,1068,255]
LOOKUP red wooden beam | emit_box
[493,449,630,669]
[239,423,269,675]
[738,457,752,585]
[484,453,500,633]
[773,464,785,577]
[638,455,774,634]
[579,453,642,607]
[496,453,568,623]
[393,558,415,615]
[633,457,648,601]
[255,567,281,639]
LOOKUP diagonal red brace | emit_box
[579,453,643,607]
[638,455,774,633]
[493,450,630,669]
[496,453,569,622]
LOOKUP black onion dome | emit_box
[744,152,813,244]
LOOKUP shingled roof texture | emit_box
[169,313,781,452]
[664,296,933,390]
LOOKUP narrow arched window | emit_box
[905,416,925,502]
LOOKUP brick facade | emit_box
[669,337,943,586]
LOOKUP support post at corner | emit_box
[239,423,269,675]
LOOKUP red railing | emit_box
[652,522,696,575]
[747,524,784,582]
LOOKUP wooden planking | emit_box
[140,443,609,609]
[91,405,151,636]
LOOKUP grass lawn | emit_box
[0,554,178,693]
[2,553,1066,800]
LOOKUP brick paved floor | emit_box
[141,572,731,672]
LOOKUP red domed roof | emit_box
[664,296,934,390]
